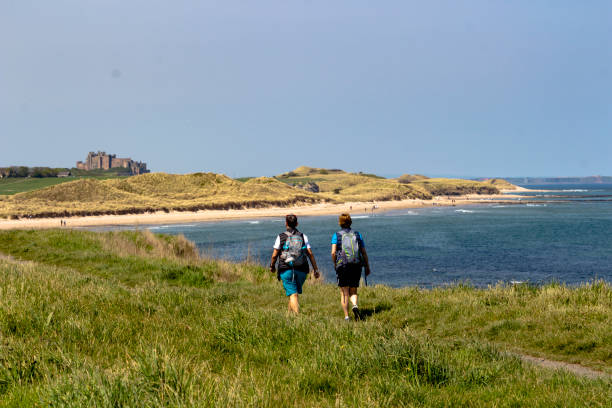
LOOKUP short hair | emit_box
[339,213,352,228]
[286,214,298,228]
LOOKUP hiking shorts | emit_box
[336,264,362,287]
[279,269,308,296]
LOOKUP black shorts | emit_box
[336,264,362,287]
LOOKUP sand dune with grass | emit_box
[0,167,525,228]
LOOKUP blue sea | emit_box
[100,185,612,288]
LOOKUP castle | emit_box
[76,151,149,175]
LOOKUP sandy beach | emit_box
[0,191,531,230]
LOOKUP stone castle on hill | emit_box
[76,151,149,175]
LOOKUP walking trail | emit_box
[516,353,610,380]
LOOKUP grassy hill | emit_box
[0,229,609,406]
[275,167,501,201]
[0,168,518,219]
[0,173,318,219]
[480,178,522,190]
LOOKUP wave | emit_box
[562,189,588,192]
[247,220,260,224]
[491,205,509,208]
[352,215,370,219]
[455,209,474,213]
[148,225,170,230]
[525,204,547,207]
[149,223,197,230]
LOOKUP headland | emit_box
[0,166,535,230]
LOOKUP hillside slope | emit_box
[1,173,318,218]
[275,167,503,201]
[0,229,609,406]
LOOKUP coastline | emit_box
[0,191,529,230]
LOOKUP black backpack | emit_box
[280,230,307,268]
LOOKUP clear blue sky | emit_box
[1,1,610,178]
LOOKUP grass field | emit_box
[0,230,609,407]
[0,174,127,196]
[0,178,78,195]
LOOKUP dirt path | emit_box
[0,253,18,262]
[517,353,610,380]
[0,252,32,265]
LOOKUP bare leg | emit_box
[340,287,350,318]
[288,294,299,314]
[349,287,358,308]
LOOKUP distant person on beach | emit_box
[332,213,371,321]
[270,214,320,314]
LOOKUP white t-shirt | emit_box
[273,232,311,250]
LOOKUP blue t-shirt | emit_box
[331,228,365,248]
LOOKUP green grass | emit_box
[0,178,77,195]
[0,175,127,196]
[69,167,133,177]
[0,230,609,407]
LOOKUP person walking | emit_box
[270,214,320,314]
[332,213,371,321]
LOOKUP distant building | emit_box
[76,151,149,175]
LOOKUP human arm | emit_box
[306,248,320,278]
[270,249,280,273]
[360,246,371,276]
[331,243,337,269]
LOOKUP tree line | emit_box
[0,166,69,178]
[0,166,134,178]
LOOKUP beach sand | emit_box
[0,190,530,230]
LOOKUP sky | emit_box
[1,1,610,178]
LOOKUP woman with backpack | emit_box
[332,213,371,321]
[270,214,320,314]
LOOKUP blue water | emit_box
[98,185,612,288]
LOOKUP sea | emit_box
[98,185,612,288]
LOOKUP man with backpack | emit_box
[270,214,320,314]
[332,213,371,321]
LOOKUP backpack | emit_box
[280,231,307,269]
[336,230,362,269]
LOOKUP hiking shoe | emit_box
[344,316,350,322]
[352,306,361,321]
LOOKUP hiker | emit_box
[270,214,320,314]
[331,213,371,321]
